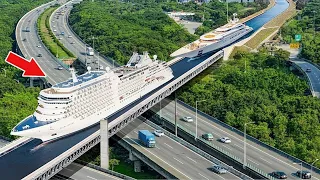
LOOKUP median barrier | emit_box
[175,99,320,175]
[141,116,254,180]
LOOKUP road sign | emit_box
[290,43,300,49]
[295,34,301,42]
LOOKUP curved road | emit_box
[120,117,241,180]
[292,60,320,98]
[152,99,320,180]
[16,0,70,85]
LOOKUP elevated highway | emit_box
[50,1,116,70]
[150,98,320,180]
[291,60,320,98]
[0,50,224,180]
[2,0,305,179]
[15,0,70,85]
[118,117,242,180]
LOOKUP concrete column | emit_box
[30,77,34,87]
[100,119,109,169]
[134,160,141,172]
[39,80,44,89]
[129,151,141,172]
[175,91,178,136]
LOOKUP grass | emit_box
[229,46,251,59]
[113,161,160,179]
[38,7,75,60]
[244,27,278,49]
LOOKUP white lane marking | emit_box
[134,131,138,134]
[164,142,173,149]
[162,100,304,171]
[234,144,243,149]
[198,173,210,180]
[248,159,259,166]
[125,136,191,179]
[260,157,272,164]
[87,176,97,180]
[141,122,239,179]
[223,145,232,151]
[156,146,160,150]
[64,167,73,172]
[173,157,184,164]
[186,156,197,163]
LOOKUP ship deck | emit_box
[53,71,104,88]
[12,115,51,132]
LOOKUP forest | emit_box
[281,0,320,63]
[69,0,265,64]
[0,0,50,139]
[178,49,320,167]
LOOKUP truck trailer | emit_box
[138,130,156,148]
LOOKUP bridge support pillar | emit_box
[129,151,141,172]
[39,80,44,89]
[30,77,34,87]
[100,119,109,169]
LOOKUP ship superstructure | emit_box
[170,14,253,58]
[11,52,173,141]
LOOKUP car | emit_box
[209,165,227,174]
[52,20,55,23]
[71,41,75,44]
[182,116,193,122]
[22,38,27,42]
[57,65,63,70]
[61,32,65,35]
[37,45,41,48]
[296,171,311,179]
[53,25,56,28]
[99,65,104,70]
[68,35,72,38]
[220,137,231,143]
[272,171,287,179]
[53,29,57,32]
[58,37,62,40]
[37,54,42,57]
[154,130,164,137]
[306,68,311,72]
[202,133,214,141]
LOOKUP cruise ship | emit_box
[170,14,253,58]
[11,52,174,141]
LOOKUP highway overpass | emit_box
[117,117,244,180]
[149,98,320,180]
[15,0,70,85]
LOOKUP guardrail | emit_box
[76,159,135,180]
[177,99,320,175]
[290,60,316,97]
[36,2,72,71]
[64,2,120,67]
[140,116,254,180]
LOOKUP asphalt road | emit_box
[52,162,121,180]
[151,98,320,180]
[16,0,70,85]
[292,60,320,98]
[50,1,113,71]
[119,118,240,180]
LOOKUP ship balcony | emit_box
[11,115,54,133]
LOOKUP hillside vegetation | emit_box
[69,0,197,64]
[69,0,265,64]
[0,0,51,139]
[281,0,320,63]
[178,49,320,167]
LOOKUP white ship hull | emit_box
[171,26,253,58]
[11,73,173,141]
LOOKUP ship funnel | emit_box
[70,68,78,83]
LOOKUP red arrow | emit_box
[5,51,46,77]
